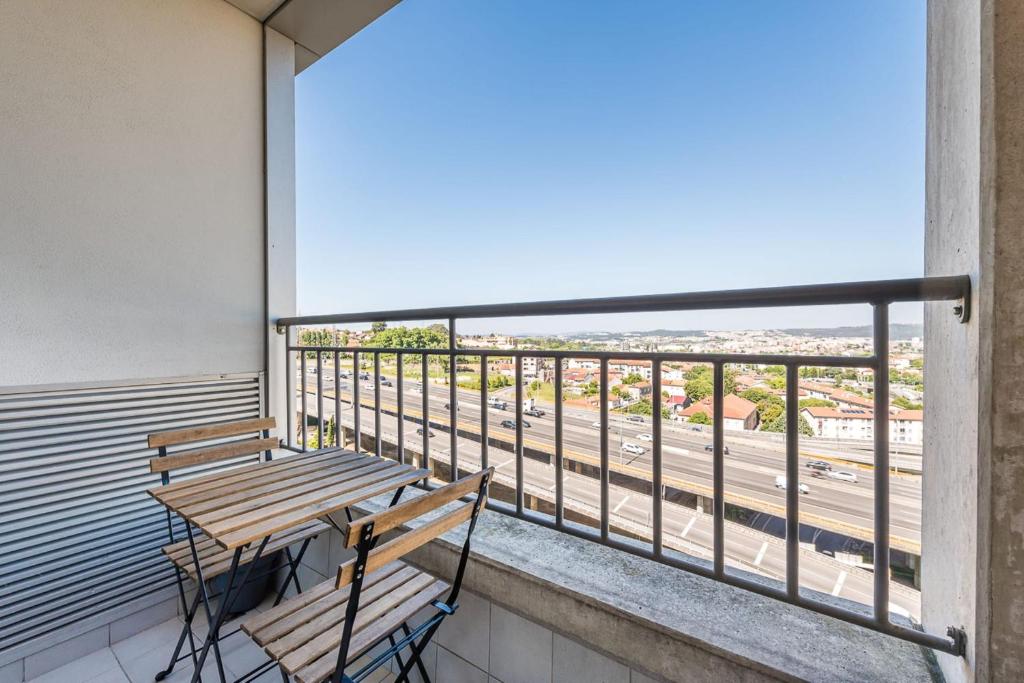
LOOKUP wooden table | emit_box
[148,447,429,683]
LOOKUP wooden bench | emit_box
[241,468,494,683]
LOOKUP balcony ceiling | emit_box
[226,0,401,73]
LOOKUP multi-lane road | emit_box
[297,369,924,619]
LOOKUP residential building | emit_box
[679,394,759,431]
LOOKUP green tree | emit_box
[684,365,736,401]
[371,321,387,334]
[766,375,786,391]
[581,380,599,397]
[688,412,711,425]
[892,395,923,410]
[799,397,836,409]
[622,372,645,385]
[763,365,786,376]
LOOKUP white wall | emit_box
[0,0,269,388]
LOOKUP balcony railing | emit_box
[276,276,970,656]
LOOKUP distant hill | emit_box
[778,324,923,340]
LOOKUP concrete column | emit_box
[924,1,1024,680]
[264,27,296,442]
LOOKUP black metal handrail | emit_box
[276,276,970,656]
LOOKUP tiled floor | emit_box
[24,596,398,683]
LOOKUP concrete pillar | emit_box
[924,1,1024,680]
[264,27,296,442]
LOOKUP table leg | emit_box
[186,526,269,683]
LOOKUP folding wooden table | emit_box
[149,447,429,683]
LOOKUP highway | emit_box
[297,371,924,620]
[301,371,922,551]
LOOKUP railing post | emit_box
[353,350,361,452]
[515,355,524,515]
[316,351,324,447]
[785,363,800,599]
[397,352,404,464]
[285,325,295,448]
[300,349,308,451]
[554,357,564,528]
[873,303,890,624]
[421,354,430,479]
[479,356,488,469]
[334,350,341,448]
[712,362,725,577]
[600,357,610,540]
[374,353,382,458]
[652,359,663,556]
[449,318,458,481]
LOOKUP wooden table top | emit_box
[149,447,428,550]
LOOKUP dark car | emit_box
[444,403,459,412]
[524,408,545,417]
[626,415,645,423]
[704,444,730,455]
[804,460,832,472]
[500,419,531,429]
[380,379,393,387]
[358,372,370,381]
[416,427,435,438]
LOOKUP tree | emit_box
[763,365,786,376]
[760,412,814,436]
[620,399,670,419]
[684,365,736,401]
[766,375,786,391]
[892,395,923,410]
[799,397,836,409]
[371,321,387,334]
[622,372,645,385]
[581,380,599,397]
[689,412,711,425]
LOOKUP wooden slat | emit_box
[344,468,492,547]
[279,572,438,674]
[293,580,449,683]
[152,448,346,502]
[337,499,480,588]
[266,566,423,662]
[188,461,408,529]
[162,520,329,580]
[213,468,429,550]
[149,437,278,473]
[240,561,406,640]
[175,456,384,518]
[149,417,276,447]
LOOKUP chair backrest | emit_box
[148,416,277,475]
[336,467,493,588]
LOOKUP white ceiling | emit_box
[225,0,401,74]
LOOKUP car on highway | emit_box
[358,372,370,380]
[487,397,508,410]
[380,379,393,387]
[443,403,459,412]
[626,415,645,423]
[774,475,810,494]
[362,383,374,391]
[590,421,612,429]
[637,434,653,442]
[622,443,646,456]
[416,427,435,438]
[804,460,832,472]
[690,426,703,432]
[704,444,730,455]
[500,419,531,429]
[524,407,545,417]
[827,470,858,483]
[339,371,351,379]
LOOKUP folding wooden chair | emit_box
[148,417,330,682]
[241,467,494,683]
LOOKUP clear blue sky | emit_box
[296,1,926,333]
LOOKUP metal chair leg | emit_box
[394,621,441,683]
[156,572,203,680]
[399,623,431,683]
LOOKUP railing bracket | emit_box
[953,298,970,324]
[946,625,967,657]
[276,322,287,334]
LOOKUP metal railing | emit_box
[276,276,970,656]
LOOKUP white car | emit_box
[637,433,653,442]
[774,475,810,494]
[622,443,646,456]
[828,470,858,484]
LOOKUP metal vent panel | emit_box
[0,374,263,655]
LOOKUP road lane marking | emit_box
[753,541,768,566]
[496,458,515,470]
[547,483,557,491]
[613,495,630,514]
[831,570,848,596]
[681,517,696,538]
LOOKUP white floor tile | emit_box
[26,648,121,683]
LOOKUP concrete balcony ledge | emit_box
[352,489,937,683]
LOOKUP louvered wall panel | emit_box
[0,374,264,655]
